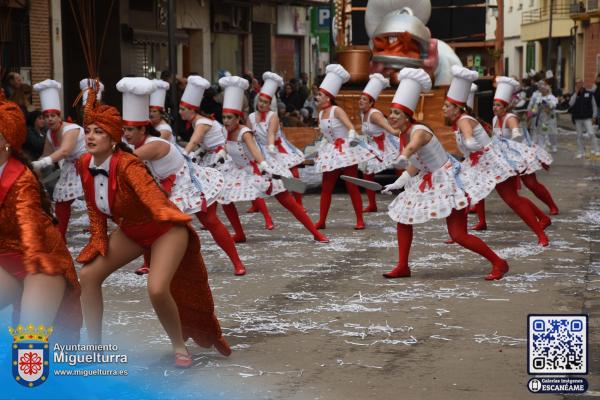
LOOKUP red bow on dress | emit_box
[373,133,386,151]
[418,172,433,192]
[274,137,287,154]
[469,151,483,166]
[333,138,345,154]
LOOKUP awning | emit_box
[131,28,189,46]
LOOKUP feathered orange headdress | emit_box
[0,91,27,151]
[83,81,123,143]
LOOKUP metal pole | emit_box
[329,0,335,64]
[546,0,554,74]
[167,0,179,136]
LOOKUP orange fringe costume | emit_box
[77,101,230,354]
[0,98,82,343]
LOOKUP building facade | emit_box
[570,0,600,86]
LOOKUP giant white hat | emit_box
[149,79,170,110]
[446,66,478,107]
[79,78,104,106]
[391,68,432,117]
[319,64,350,99]
[260,72,284,101]
[362,73,389,102]
[494,76,519,106]
[219,76,249,116]
[116,77,156,126]
[33,79,62,114]
[180,75,210,110]
[467,83,478,110]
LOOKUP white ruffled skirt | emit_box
[53,160,84,202]
[170,162,224,214]
[388,160,469,225]
[314,138,375,173]
[218,159,290,204]
[359,133,401,175]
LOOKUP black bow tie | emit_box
[89,167,109,177]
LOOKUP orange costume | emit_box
[77,102,230,353]
[0,99,82,343]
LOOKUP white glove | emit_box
[511,128,523,141]
[464,138,482,152]
[381,171,411,194]
[267,144,277,154]
[32,156,53,171]
[193,146,206,158]
[258,160,269,173]
[348,129,358,141]
[215,149,226,164]
[392,154,409,169]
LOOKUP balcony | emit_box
[570,0,600,20]
[521,3,575,40]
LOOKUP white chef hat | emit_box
[319,64,350,99]
[79,78,104,106]
[467,83,478,110]
[494,76,519,106]
[149,79,170,110]
[446,66,478,107]
[260,72,284,101]
[116,77,156,126]
[219,76,249,116]
[391,68,431,117]
[362,73,389,102]
[180,75,210,110]
[33,79,62,114]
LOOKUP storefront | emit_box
[210,1,251,81]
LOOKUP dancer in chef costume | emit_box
[313,64,376,230]
[443,66,550,246]
[357,73,401,213]
[218,75,329,244]
[247,71,306,223]
[32,79,86,239]
[149,79,177,144]
[382,68,509,281]
[118,77,247,276]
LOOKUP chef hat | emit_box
[362,73,389,102]
[260,72,284,101]
[494,76,519,106]
[33,79,62,114]
[446,66,478,107]
[180,75,211,110]
[150,79,170,110]
[467,83,478,110]
[79,78,104,106]
[116,77,156,126]
[219,76,249,116]
[319,64,350,99]
[391,68,431,117]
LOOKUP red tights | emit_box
[290,166,303,207]
[386,208,507,279]
[521,173,559,214]
[196,204,245,275]
[55,199,74,240]
[316,165,364,229]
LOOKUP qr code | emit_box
[528,315,587,374]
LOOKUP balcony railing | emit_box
[588,0,599,10]
[522,3,572,24]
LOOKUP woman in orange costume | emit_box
[0,96,81,342]
[76,91,230,368]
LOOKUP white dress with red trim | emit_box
[143,136,224,213]
[219,127,290,203]
[46,123,85,202]
[455,115,518,204]
[492,113,552,174]
[248,111,305,168]
[388,124,469,225]
[194,117,230,168]
[314,106,375,173]
[358,108,400,175]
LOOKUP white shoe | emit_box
[575,153,584,159]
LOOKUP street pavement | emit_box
[63,129,599,400]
